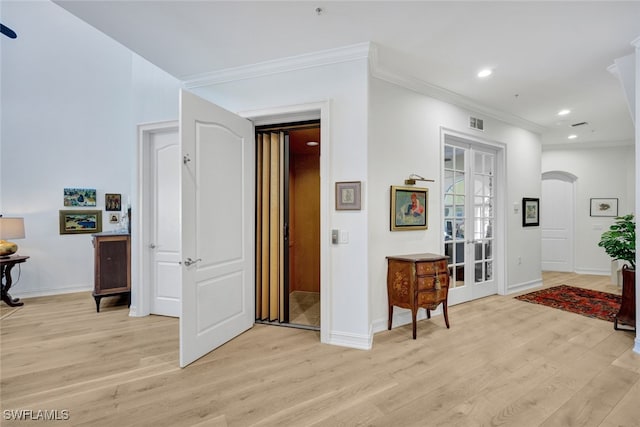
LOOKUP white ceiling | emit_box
[53,1,640,146]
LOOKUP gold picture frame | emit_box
[59,210,102,234]
[390,186,428,231]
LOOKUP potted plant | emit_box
[598,214,636,330]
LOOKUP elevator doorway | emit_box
[255,121,321,330]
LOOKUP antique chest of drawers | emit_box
[386,253,450,339]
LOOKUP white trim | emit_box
[574,268,611,276]
[134,120,179,318]
[328,328,372,351]
[370,45,545,135]
[506,278,543,295]
[372,307,444,335]
[542,170,578,182]
[183,42,371,88]
[542,139,634,151]
[242,101,332,346]
[631,35,640,48]
[11,285,92,299]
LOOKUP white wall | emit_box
[542,144,635,274]
[1,0,180,297]
[368,78,543,331]
[189,59,371,345]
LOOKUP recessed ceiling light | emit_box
[477,69,492,78]
[558,109,571,116]
[306,141,319,147]
[568,134,578,140]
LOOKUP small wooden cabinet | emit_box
[386,253,450,339]
[92,232,131,312]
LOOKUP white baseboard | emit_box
[574,268,610,276]
[634,337,640,355]
[11,285,91,299]
[372,306,443,334]
[328,327,373,350]
[506,278,543,295]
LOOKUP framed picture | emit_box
[59,210,102,234]
[63,188,96,207]
[335,181,362,210]
[105,193,122,211]
[522,198,540,227]
[590,198,618,217]
[390,186,428,231]
[108,212,121,224]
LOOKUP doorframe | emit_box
[240,101,330,344]
[132,120,179,317]
[440,127,507,297]
[541,170,577,272]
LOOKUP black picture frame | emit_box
[590,198,618,217]
[522,197,539,227]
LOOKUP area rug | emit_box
[515,285,621,322]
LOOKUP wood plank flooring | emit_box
[1,272,638,426]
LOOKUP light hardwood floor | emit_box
[1,273,638,426]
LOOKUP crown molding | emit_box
[542,138,634,151]
[368,44,546,135]
[631,35,640,48]
[182,40,545,134]
[182,42,372,89]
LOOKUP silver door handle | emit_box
[183,257,202,267]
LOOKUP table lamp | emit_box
[0,216,25,258]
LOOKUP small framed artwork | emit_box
[390,186,428,231]
[522,198,540,227]
[105,193,122,211]
[108,212,121,224]
[590,198,618,217]
[63,188,96,207]
[335,181,362,210]
[59,210,102,234]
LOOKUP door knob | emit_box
[183,257,202,267]
[149,243,156,249]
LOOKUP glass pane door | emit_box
[443,141,498,304]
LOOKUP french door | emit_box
[443,138,498,305]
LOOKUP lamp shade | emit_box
[0,217,25,240]
[0,217,25,257]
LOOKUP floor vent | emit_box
[470,116,484,131]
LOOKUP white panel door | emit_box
[179,90,255,368]
[541,178,574,271]
[149,129,181,317]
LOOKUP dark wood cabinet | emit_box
[92,232,131,312]
[386,253,450,339]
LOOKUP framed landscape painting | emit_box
[390,186,428,231]
[63,188,97,207]
[59,210,102,234]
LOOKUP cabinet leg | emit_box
[411,309,417,339]
[442,301,450,329]
[94,295,101,313]
[388,305,393,330]
[426,309,431,319]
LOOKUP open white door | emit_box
[179,89,255,368]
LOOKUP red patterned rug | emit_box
[515,285,621,322]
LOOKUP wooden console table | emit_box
[1,255,29,307]
[386,253,450,339]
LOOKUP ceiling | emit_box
[52,1,640,146]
